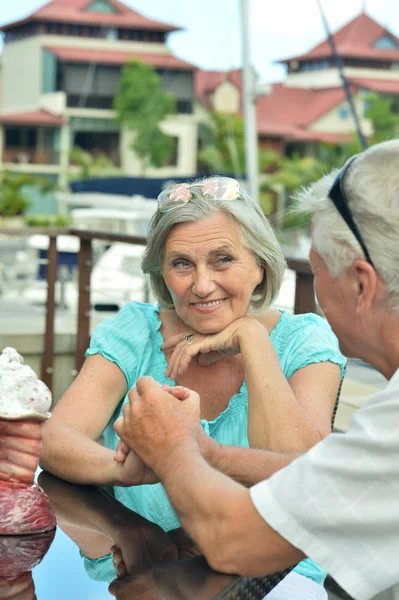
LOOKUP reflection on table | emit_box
[0,471,291,599]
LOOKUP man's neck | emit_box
[359,313,399,380]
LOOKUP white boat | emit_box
[91,242,150,311]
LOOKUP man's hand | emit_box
[113,377,200,477]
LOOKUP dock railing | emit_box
[0,228,315,392]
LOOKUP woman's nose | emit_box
[192,267,215,297]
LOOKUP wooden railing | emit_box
[0,228,315,392]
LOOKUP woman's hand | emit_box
[162,317,262,380]
[114,442,159,486]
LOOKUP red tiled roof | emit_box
[256,83,348,136]
[0,110,64,126]
[195,69,242,109]
[280,13,399,64]
[45,46,194,69]
[256,83,358,143]
[349,77,399,94]
[1,0,181,33]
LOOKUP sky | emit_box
[1,0,399,82]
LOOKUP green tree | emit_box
[316,93,398,168]
[113,60,176,172]
[364,91,398,143]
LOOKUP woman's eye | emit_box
[218,256,233,265]
[172,260,190,268]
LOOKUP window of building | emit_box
[85,0,118,13]
[166,136,179,167]
[338,105,350,120]
[5,127,21,147]
[106,27,118,40]
[373,35,399,50]
[299,60,330,72]
[5,127,37,148]
[158,69,194,114]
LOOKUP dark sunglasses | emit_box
[328,155,375,269]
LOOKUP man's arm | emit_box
[114,379,304,577]
[157,440,305,576]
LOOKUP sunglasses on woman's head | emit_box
[328,155,375,269]
[157,177,250,213]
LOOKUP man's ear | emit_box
[353,260,378,314]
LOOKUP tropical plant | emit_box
[113,60,176,172]
[0,171,54,216]
[198,112,280,177]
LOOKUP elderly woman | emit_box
[40,177,345,599]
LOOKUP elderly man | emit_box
[114,139,399,600]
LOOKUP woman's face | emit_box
[162,213,264,334]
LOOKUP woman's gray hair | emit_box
[142,181,286,313]
[296,139,399,312]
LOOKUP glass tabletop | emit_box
[0,472,292,599]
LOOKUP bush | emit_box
[25,214,72,228]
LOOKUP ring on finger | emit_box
[184,333,194,345]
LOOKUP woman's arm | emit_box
[162,317,341,454]
[40,355,152,486]
[239,320,341,451]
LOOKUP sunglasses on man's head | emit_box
[328,155,375,269]
[157,177,250,213]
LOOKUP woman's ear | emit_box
[353,260,378,314]
[257,266,265,286]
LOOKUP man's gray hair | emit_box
[296,139,399,311]
[142,183,286,313]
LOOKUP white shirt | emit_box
[250,368,399,600]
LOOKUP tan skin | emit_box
[40,212,341,567]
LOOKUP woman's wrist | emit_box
[237,318,269,347]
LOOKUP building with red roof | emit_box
[194,12,399,157]
[255,12,399,155]
[0,0,197,182]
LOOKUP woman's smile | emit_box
[162,214,264,334]
[190,298,227,313]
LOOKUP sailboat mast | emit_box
[316,0,368,150]
[240,0,260,203]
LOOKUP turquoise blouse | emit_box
[84,302,346,584]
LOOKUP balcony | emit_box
[3,147,60,165]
